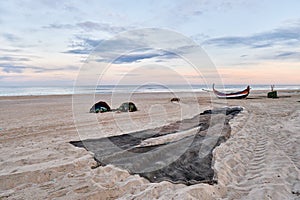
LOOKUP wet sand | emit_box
[0,91,300,199]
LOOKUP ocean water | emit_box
[0,84,299,97]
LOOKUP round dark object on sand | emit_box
[90,101,111,113]
[171,97,180,102]
[118,102,137,112]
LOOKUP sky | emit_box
[0,0,300,86]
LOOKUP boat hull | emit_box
[213,84,250,99]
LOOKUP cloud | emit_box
[2,33,21,42]
[64,29,203,65]
[1,34,37,48]
[113,50,177,64]
[168,0,250,24]
[192,10,203,16]
[204,22,300,48]
[0,56,30,62]
[78,37,102,47]
[64,37,179,63]
[63,36,141,55]
[63,36,103,54]
[277,52,296,57]
[0,48,22,53]
[34,65,79,73]
[261,51,300,60]
[43,21,129,33]
[77,21,126,33]
[63,48,92,55]
[1,65,25,73]
[0,63,79,74]
[43,23,74,29]
[251,43,273,49]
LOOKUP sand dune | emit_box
[0,92,300,199]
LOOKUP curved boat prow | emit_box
[212,84,250,99]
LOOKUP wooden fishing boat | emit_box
[213,84,250,99]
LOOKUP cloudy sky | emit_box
[0,0,300,86]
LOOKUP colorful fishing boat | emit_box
[213,84,250,99]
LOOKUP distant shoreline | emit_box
[0,84,300,97]
[0,89,299,98]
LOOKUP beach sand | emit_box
[0,91,300,199]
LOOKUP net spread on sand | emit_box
[71,107,242,185]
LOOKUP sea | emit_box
[0,85,299,97]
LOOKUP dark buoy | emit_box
[171,97,180,102]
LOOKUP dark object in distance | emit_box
[90,101,111,113]
[267,91,278,98]
[117,102,137,112]
[171,97,180,102]
[71,107,242,185]
[213,84,250,99]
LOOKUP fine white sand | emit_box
[0,91,299,199]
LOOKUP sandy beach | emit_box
[1,90,300,199]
